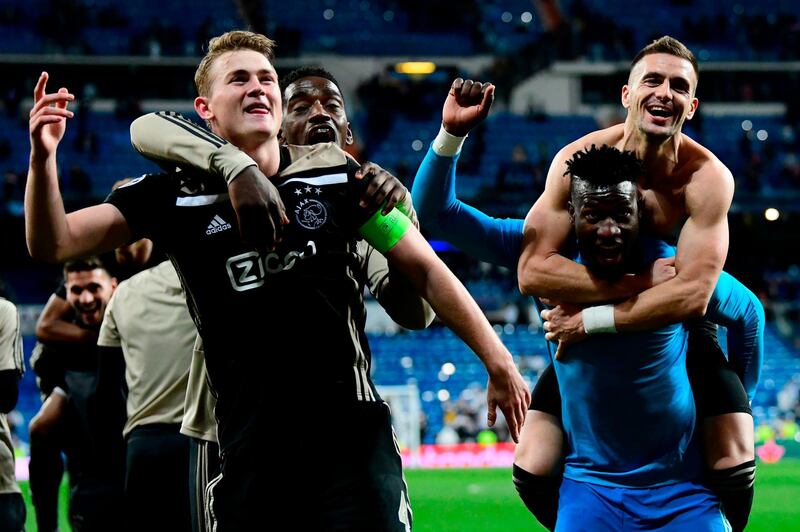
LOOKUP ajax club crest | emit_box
[295,198,328,230]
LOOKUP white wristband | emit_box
[582,305,617,334]
[432,124,467,157]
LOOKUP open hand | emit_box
[29,72,75,159]
[486,358,530,443]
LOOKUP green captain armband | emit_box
[359,207,412,254]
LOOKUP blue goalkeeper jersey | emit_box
[412,145,765,487]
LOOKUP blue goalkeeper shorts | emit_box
[556,478,731,531]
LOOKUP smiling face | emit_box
[570,180,641,279]
[281,76,353,148]
[194,49,282,147]
[622,53,699,141]
[65,268,116,327]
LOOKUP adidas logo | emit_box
[206,215,232,235]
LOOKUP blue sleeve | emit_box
[411,145,524,270]
[705,272,765,402]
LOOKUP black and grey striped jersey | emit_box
[106,142,380,452]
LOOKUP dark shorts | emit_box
[529,319,751,419]
[685,319,751,418]
[529,363,562,418]
[0,492,25,532]
[207,401,412,531]
[126,425,191,532]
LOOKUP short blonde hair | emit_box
[195,30,276,97]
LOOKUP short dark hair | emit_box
[63,256,110,279]
[565,145,644,190]
[280,66,342,101]
[631,35,699,82]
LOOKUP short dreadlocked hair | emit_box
[280,66,343,105]
[565,145,644,191]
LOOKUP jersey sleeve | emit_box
[97,289,122,348]
[104,173,176,242]
[0,299,23,376]
[705,272,764,402]
[411,145,524,269]
[130,111,257,184]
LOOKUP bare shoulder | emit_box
[682,134,733,185]
[681,135,734,215]
[559,124,624,161]
[544,125,624,192]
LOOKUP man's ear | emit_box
[684,97,699,121]
[277,128,287,145]
[621,85,630,109]
[345,123,354,146]
[195,96,213,122]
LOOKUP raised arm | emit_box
[705,272,765,402]
[517,143,654,302]
[26,72,131,262]
[411,79,523,269]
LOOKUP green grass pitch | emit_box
[405,460,800,531]
[18,459,800,531]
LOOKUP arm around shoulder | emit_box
[613,163,734,330]
[517,146,647,303]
